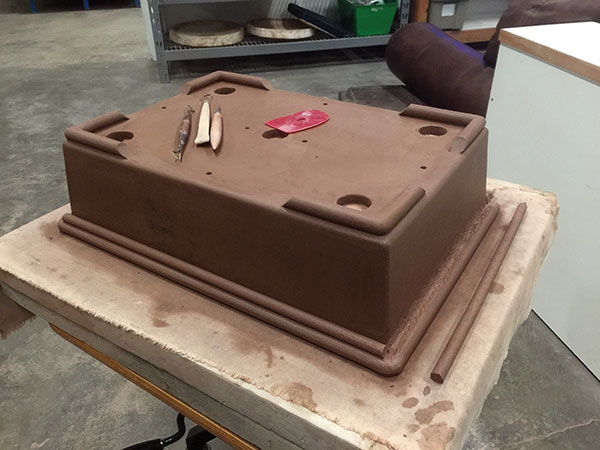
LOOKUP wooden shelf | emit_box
[413,0,429,22]
[447,27,496,43]
[148,0,410,82]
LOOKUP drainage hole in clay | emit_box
[420,165,427,170]
[205,172,212,176]
[262,130,288,139]
[337,194,372,211]
[107,131,134,141]
[302,139,308,143]
[323,102,328,105]
[214,87,236,95]
[418,125,447,136]
[161,106,167,109]
[245,126,250,130]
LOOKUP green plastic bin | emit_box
[337,0,397,37]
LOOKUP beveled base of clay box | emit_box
[58,199,511,376]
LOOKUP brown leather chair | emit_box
[385,0,600,116]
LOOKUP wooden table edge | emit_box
[447,27,496,44]
[50,323,257,450]
[499,27,600,85]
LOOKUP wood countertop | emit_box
[500,22,600,85]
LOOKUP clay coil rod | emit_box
[383,200,500,371]
[431,203,527,384]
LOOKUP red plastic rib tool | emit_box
[265,109,329,134]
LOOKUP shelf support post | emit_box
[149,0,169,82]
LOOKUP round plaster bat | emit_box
[246,18,315,40]
[169,21,244,47]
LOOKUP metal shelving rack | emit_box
[148,0,410,82]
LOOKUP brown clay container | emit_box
[59,71,490,375]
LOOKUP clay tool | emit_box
[265,109,329,134]
[430,202,527,384]
[172,105,194,161]
[194,95,212,145]
[210,106,223,151]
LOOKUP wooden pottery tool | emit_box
[172,105,194,161]
[194,95,212,146]
[210,107,223,151]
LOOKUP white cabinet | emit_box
[487,22,600,377]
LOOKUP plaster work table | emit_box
[0,179,557,450]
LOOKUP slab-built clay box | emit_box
[59,71,497,376]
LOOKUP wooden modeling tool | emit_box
[210,107,223,151]
[172,105,194,161]
[194,95,212,145]
[430,202,527,384]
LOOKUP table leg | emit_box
[50,324,256,450]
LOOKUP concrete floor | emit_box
[0,6,599,450]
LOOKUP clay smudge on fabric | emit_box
[262,344,274,368]
[272,382,317,411]
[402,397,419,408]
[415,400,454,424]
[152,317,169,328]
[153,300,188,316]
[393,386,409,398]
[423,386,431,396]
[408,424,420,434]
[233,336,274,368]
[417,422,455,450]
[490,281,504,294]
[143,284,198,324]
[511,266,525,276]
